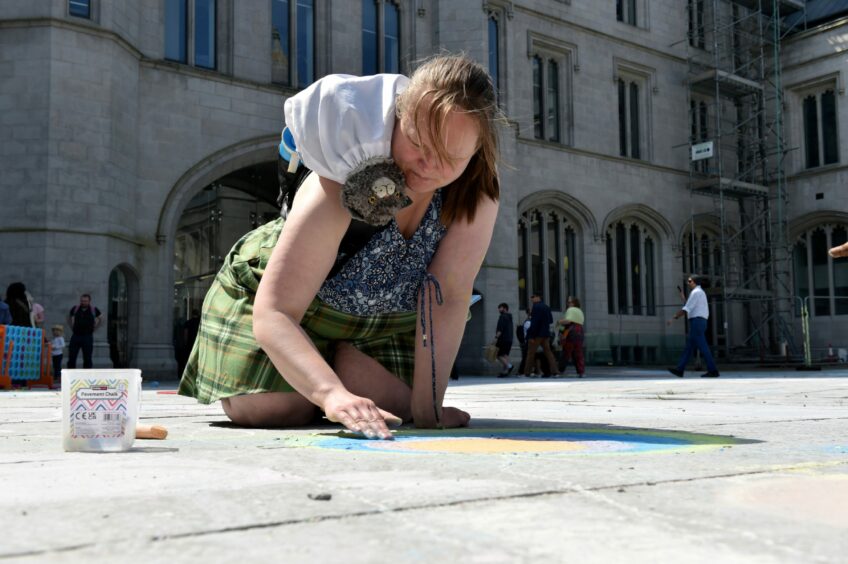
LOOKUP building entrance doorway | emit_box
[172,161,279,375]
[108,266,131,368]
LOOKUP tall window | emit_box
[617,0,637,26]
[361,1,400,75]
[547,61,560,142]
[488,15,499,102]
[532,56,543,139]
[691,98,709,173]
[834,226,848,315]
[803,88,839,169]
[517,208,578,312]
[690,100,708,144]
[793,225,848,317]
[165,0,188,63]
[793,236,809,316]
[528,34,574,145]
[69,0,91,19]
[618,78,641,159]
[297,0,315,86]
[688,0,705,49]
[272,0,314,87]
[383,1,399,74]
[606,221,656,316]
[362,1,378,75]
[272,0,290,84]
[164,0,217,70]
[194,0,216,69]
[532,57,561,142]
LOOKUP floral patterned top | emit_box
[317,190,446,315]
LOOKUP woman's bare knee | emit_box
[335,342,411,421]
[221,392,316,428]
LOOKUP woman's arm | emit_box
[411,196,499,428]
[253,173,399,439]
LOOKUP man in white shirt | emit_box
[667,275,720,378]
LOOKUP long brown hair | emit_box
[395,54,502,225]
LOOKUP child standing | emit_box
[50,325,65,381]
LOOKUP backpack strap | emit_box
[277,155,386,282]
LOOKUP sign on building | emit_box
[691,141,714,161]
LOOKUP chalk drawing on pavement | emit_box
[290,427,751,456]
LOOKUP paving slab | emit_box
[1,368,847,563]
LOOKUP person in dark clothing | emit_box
[522,294,559,377]
[179,309,202,376]
[5,282,33,327]
[67,294,102,369]
[494,303,514,377]
[516,307,530,376]
[183,309,201,353]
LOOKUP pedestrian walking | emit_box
[67,294,102,369]
[668,275,719,378]
[494,303,514,377]
[557,296,585,377]
[516,307,531,376]
[523,294,559,377]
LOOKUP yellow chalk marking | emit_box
[393,438,586,454]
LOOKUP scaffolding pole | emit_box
[684,0,803,361]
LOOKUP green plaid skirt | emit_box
[178,218,418,404]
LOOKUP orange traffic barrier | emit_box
[31,332,54,389]
[1,332,13,390]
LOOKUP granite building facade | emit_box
[1,0,845,377]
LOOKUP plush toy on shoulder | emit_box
[280,73,413,227]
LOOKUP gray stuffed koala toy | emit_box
[341,157,412,226]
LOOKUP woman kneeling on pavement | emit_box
[179,55,502,439]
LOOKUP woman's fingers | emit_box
[830,242,848,258]
[378,408,402,427]
[334,410,361,433]
[323,391,396,440]
[350,404,393,440]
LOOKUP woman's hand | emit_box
[322,389,402,440]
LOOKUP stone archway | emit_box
[156,135,280,244]
[157,135,280,377]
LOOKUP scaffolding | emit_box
[684,0,805,360]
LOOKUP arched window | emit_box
[517,208,578,312]
[793,224,848,317]
[681,226,722,281]
[606,221,656,316]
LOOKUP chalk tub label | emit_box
[76,387,122,401]
[69,379,129,439]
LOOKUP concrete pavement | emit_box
[1,368,847,563]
